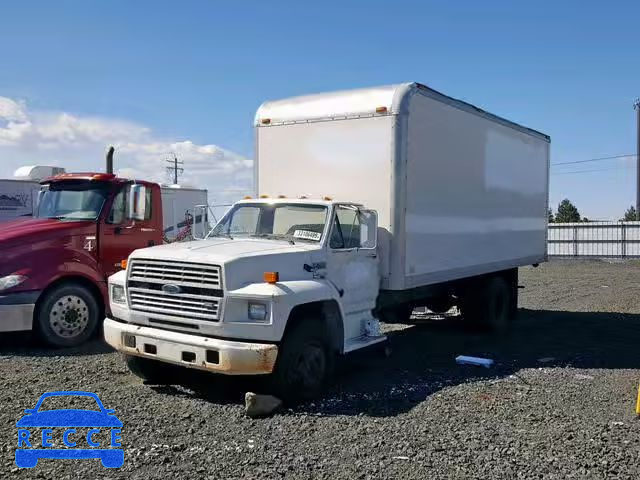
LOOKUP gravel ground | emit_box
[1,259,640,479]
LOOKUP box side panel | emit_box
[257,116,395,280]
[403,93,548,287]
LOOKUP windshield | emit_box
[211,203,328,243]
[36,182,110,221]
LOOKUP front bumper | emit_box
[0,291,39,332]
[103,318,278,375]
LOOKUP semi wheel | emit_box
[461,275,511,332]
[270,321,332,403]
[124,355,180,385]
[36,283,100,348]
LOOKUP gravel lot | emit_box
[1,259,639,479]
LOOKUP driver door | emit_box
[325,205,379,345]
[100,185,157,278]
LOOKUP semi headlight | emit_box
[248,302,267,321]
[111,284,127,304]
[0,274,28,292]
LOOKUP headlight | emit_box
[111,284,127,304]
[248,302,267,321]
[0,275,28,292]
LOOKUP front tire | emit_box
[35,283,100,348]
[124,355,180,385]
[270,322,332,403]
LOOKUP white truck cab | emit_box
[104,197,385,399]
[105,82,550,401]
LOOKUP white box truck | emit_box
[1,166,65,222]
[104,83,549,401]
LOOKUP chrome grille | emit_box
[129,259,221,289]
[127,259,222,321]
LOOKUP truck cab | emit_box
[0,173,162,347]
[104,198,385,399]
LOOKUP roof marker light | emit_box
[323,196,333,201]
[375,106,388,114]
[261,118,271,125]
[243,195,253,199]
[259,194,269,198]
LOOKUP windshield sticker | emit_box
[293,230,322,241]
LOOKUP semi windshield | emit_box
[37,182,110,221]
[212,203,328,242]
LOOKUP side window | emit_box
[330,206,361,249]
[107,189,127,224]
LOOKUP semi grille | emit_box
[127,259,222,321]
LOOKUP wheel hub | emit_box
[49,295,89,338]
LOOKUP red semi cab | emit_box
[0,172,162,347]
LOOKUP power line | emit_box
[551,165,633,175]
[551,154,636,167]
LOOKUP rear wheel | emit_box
[270,321,332,403]
[461,275,511,332]
[36,283,100,347]
[376,304,414,324]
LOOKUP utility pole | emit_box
[165,154,184,185]
[635,99,640,220]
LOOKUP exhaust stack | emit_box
[106,146,114,174]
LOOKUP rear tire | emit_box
[461,275,511,332]
[36,283,100,348]
[124,355,180,385]
[376,304,413,324]
[270,321,332,404]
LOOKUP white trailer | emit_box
[0,179,41,222]
[0,166,66,222]
[160,185,209,241]
[256,82,550,291]
[104,83,550,401]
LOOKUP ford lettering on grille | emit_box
[127,259,222,322]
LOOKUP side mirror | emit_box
[127,184,147,221]
[358,210,378,249]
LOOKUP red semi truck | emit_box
[0,168,202,347]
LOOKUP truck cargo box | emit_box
[255,82,550,290]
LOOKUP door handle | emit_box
[114,227,122,235]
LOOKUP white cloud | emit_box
[0,96,253,203]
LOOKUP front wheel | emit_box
[35,283,100,348]
[269,322,332,404]
[124,355,180,385]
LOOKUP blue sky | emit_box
[1,0,638,218]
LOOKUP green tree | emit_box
[547,208,554,223]
[554,199,581,223]
[622,205,638,221]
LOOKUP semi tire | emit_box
[35,282,100,348]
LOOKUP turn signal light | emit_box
[264,272,279,284]
[120,259,128,269]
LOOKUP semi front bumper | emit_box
[103,318,278,375]
[0,291,39,332]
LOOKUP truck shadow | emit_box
[294,308,640,417]
[0,332,111,357]
[156,308,640,417]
